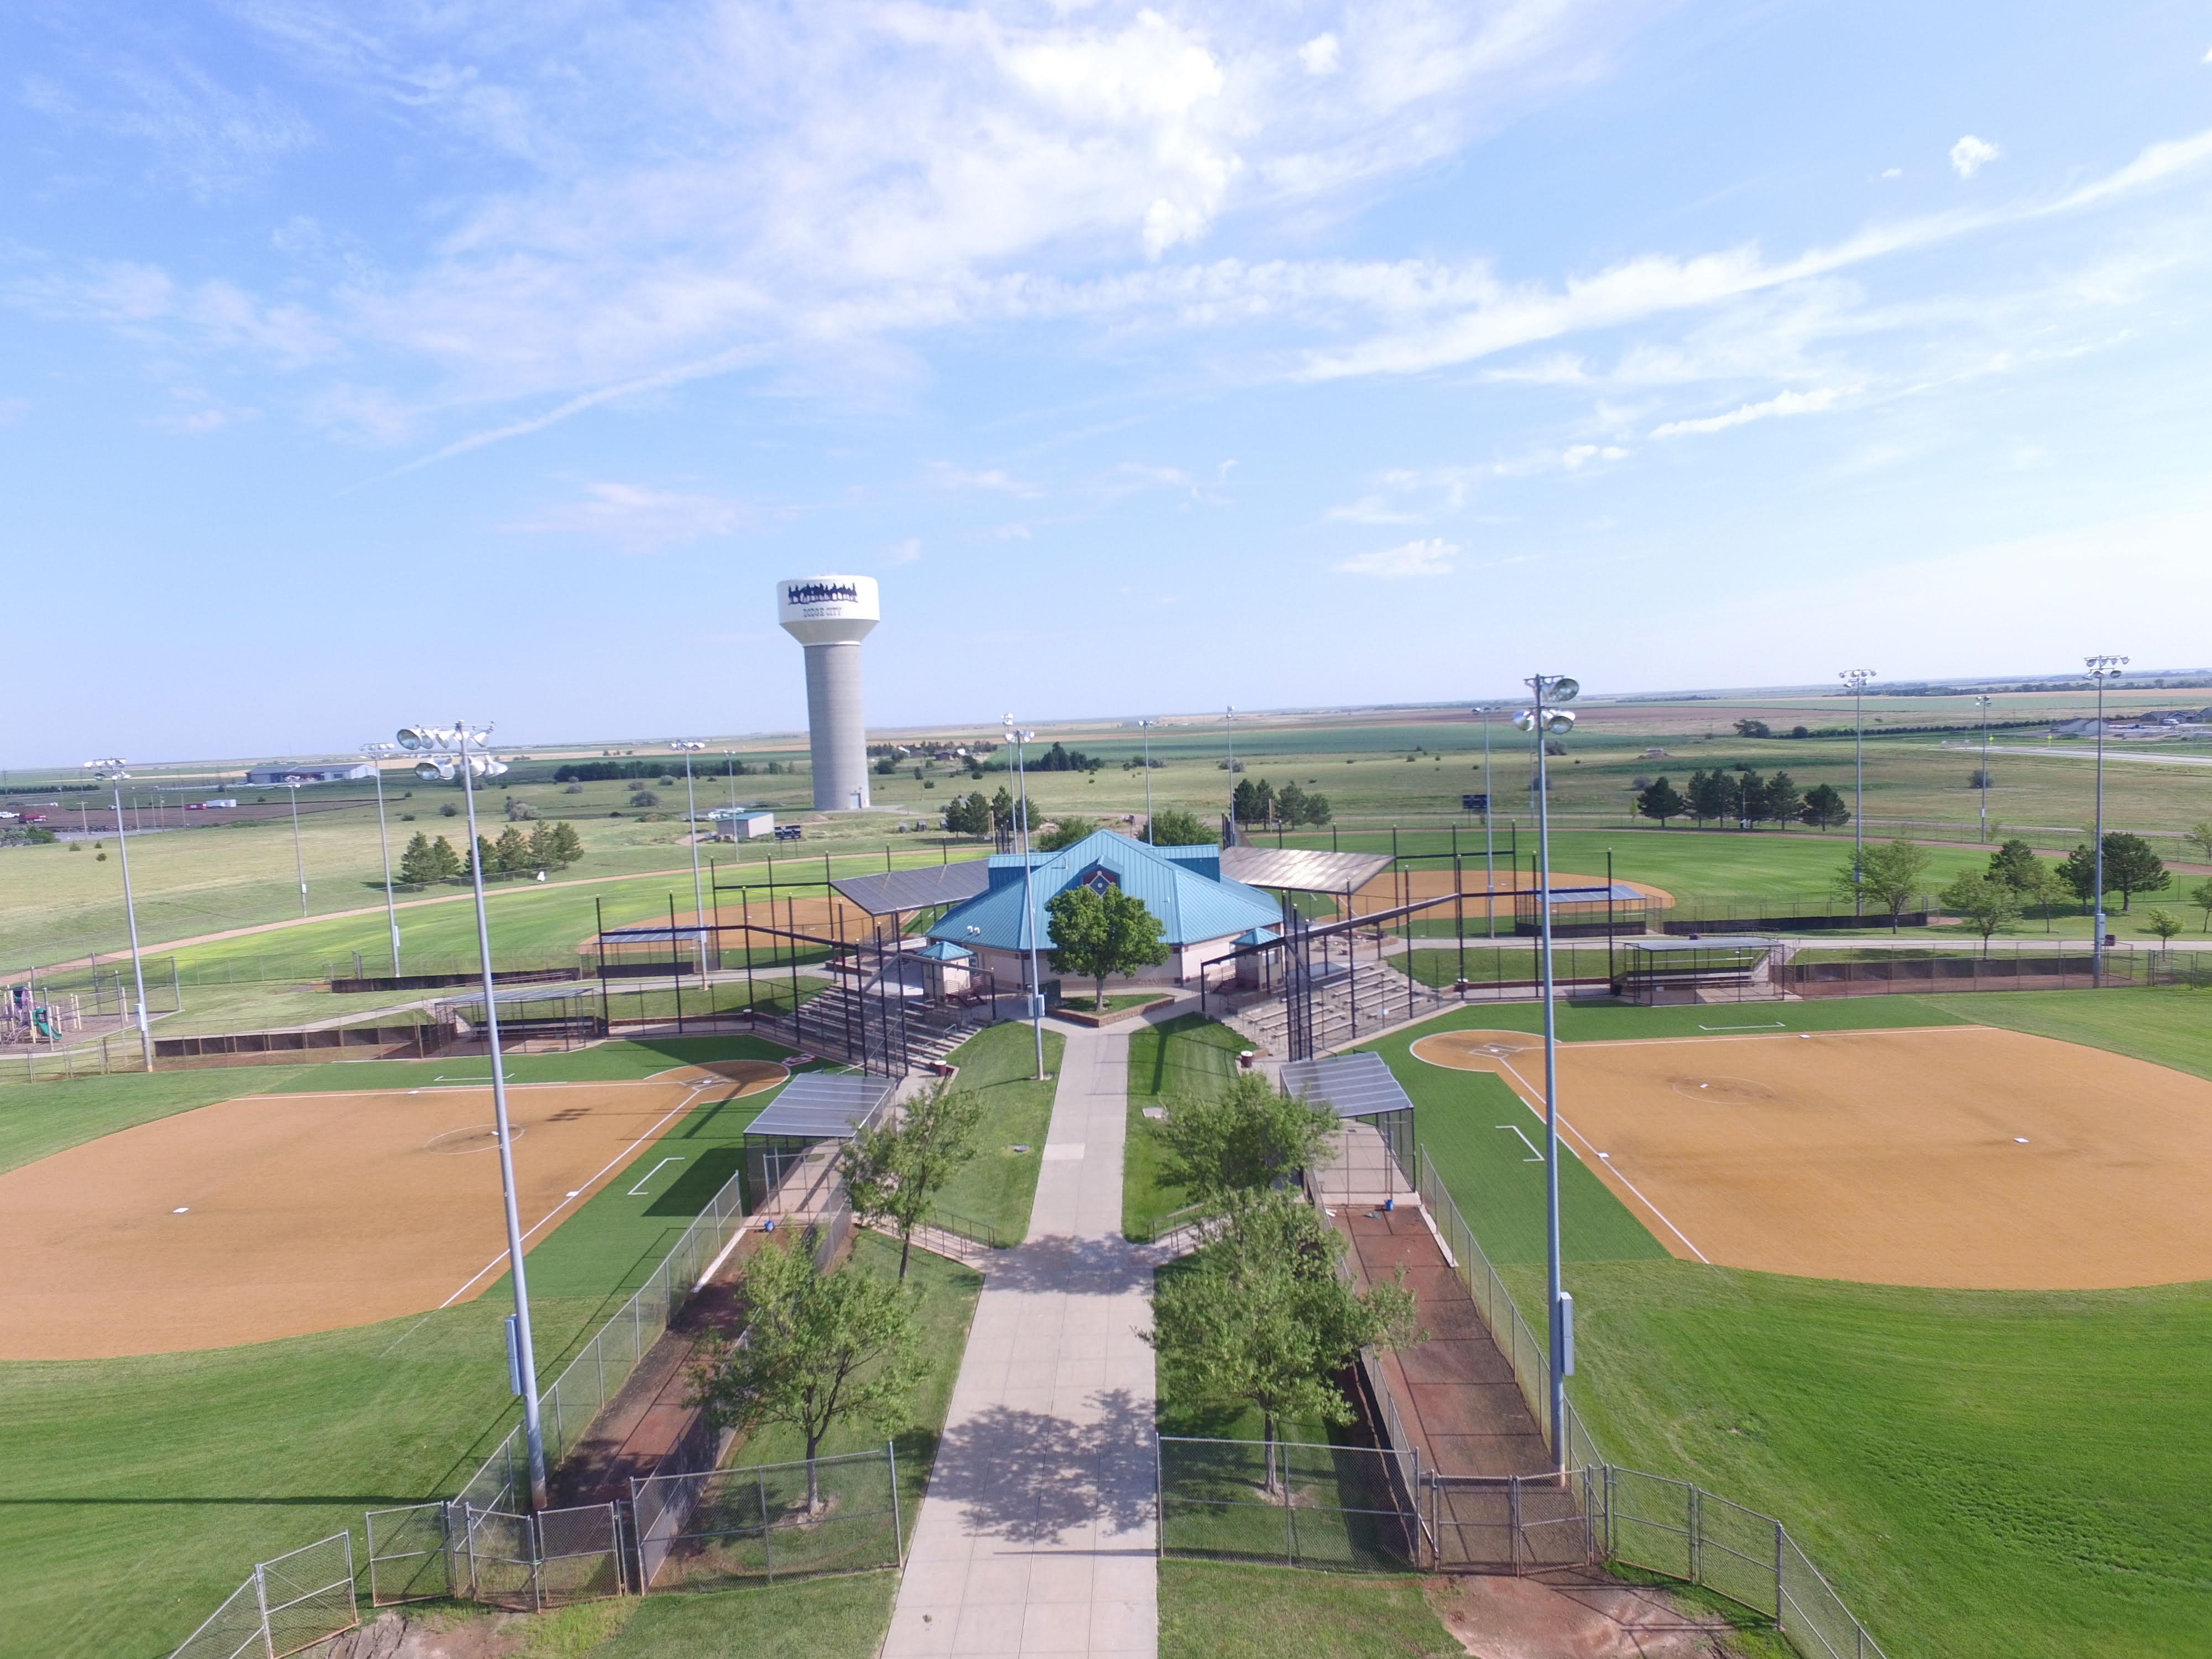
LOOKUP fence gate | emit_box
[458,1505,539,1610]
[365,1503,452,1606]
[1424,1470,1598,1574]
[535,1503,628,1605]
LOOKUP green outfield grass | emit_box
[1357,988,2212,1659]
[0,1034,844,1659]
[1123,1014,1246,1237]
[924,1021,1061,1244]
[1159,1562,1459,1659]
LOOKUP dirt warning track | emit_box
[0,1060,785,1360]
[1411,1026,2212,1290]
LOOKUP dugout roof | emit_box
[745,1071,898,1142]
[1219,846,1391,894]
[1625,935,1780,952]
[1279,1050,1415,1123]
[831,859,993,917]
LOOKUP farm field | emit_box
[1360,987,2212,1658]
[13,690,2212,983]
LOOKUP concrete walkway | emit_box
[883,1025,1157,1658]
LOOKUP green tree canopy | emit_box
[989,787,1019,834]
[690,1237,922,1511]
[2183,821,2212,864]
[839,1080,984,1280]
[1634,777,1687,828]
[2056,843,2100,912]
[2188,878,2212,932]
[1798,782,1850,831]
[1733,718,1772,738]
[1045,882,1169,1010]
[1835,839,1932,932]
[397,830,444,885]
[2102,832,2170,911]
[1146,1192,1418,1491]
[1155,1071,1337,1210]
[1686,770,1733,827]
[1144,808,1215,846]
[1938,871,2025,956]
[2143,907,2184,949]
[1762,771,1802,830]
[1987,838,2042,890]
[1274,781,1310,825]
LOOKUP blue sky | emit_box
[7,1,2212,760]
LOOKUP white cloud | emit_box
[1651,387,1841,437]
[1950,134,2001,179]
[22,59,312,198]
[0,398,28,426]
[1298,34,1342,76]
[930,462,1042,497]
[503,482,744,553]
[883,537,924,566]
[1335,538,1458,578]
[1326,494,1426,524]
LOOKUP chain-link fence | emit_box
[1415,1143,1888,1658]
[1157,1436,1420,1571]
[168,1534,356,1659]
[633,1444,901,1592]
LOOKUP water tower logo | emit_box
[776,574,880,811]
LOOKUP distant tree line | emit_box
[1232,777,1331,827]
[1634,768,1849,831]
[1731,716,2051,740]
[555,759,777,782]
[398,822,581,885]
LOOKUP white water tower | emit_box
[776,574,880,811]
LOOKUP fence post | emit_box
[252,1563,277,1659]
[760,1466,773,1582]
[1509,1475,1522,1576]
[1774,1519,1786,1630]
[1153,1436,1165,1559]
[888,1441,905,1568]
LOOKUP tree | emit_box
[1298,791,1332,827]
[2189,878,2212,932]
[2184,821,2212,864]
[1034,816,1100,852]
[1145,808,1215,846]
[1762,771,1802,831]
[1938,872,2023,956]
[1045,883,1169,1010]
[2103,832,2169,911]
[689,1238,922,1512]
[546,822,583,868]
[839,1081,985,1280]
[506,799,541,821]
[989,786,1019,835]
[1232,777,1276,825]
[2056,844,2100,914]
[1731,766,1764,828]
[492,825,530,873]
[1835,839,1931,932]
[463,834,500,879]
[629,789,660,808]
[398,830,443,885]
[1634,776,1687,828]
[2144,907,2183,952]
[1733,718,1772,738]
[1987,838,2042,891]
[1155,1071,1337,1209]
[1798,783,1850,831]
[1687,770,1733,827]
[1274,781,1310,825]
[1145,1192,1418,1494]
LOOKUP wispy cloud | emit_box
[883,537,924,566]
[502,482,744,554]
[1335,538,1458,578]
[1652,387,1842,438]
[929,462,1043,497]
[1950,135,2001,180]
[22,59,312,198]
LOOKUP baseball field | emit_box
[1357,987,2212,1659]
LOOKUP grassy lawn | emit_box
[1358,989,2212,1659]
[1055,989,1175,1015]
[925,1021,1062,1244]
[0,1035,806,1659]
[1159,1561,1460,1659]
[1123,1014,1246,1238]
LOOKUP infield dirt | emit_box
[1410,1025,2212,1290]
[0,1060,784,1361]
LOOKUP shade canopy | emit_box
[744,1070,897,1142]
[1279,1050,1415,1122]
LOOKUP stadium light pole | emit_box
[397,722,549,1510]
[1971,696,1994,844]
[1839,670,1875,914]
[282,778,310,914]
[670,742,709,972]
[1003,716,1047,1081]
[2085,657,2128,987]
[83,760,155,1070]
[1515,676,1579,1476]
[1473,706,1498,940]
[361,743,404,974]
[1138,718,1157,838]
[1223,706,1237,832]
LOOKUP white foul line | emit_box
[439,1092,707,1308]
[694,1221,752,1293]
[1489,1052,1712,1266]
[628,1156,685,1196]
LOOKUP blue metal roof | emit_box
[910,938,973,961]
[925,830,1281,953]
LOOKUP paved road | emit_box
[883,1025,1157,1659]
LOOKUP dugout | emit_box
[1281,1050,1416,1205]
[1615,936,1782,1006]
[1512,880,1653,938]
[742,1070,898,1217]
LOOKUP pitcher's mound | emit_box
[1412,1029,1538,1069]
[651,1059,789,1094]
